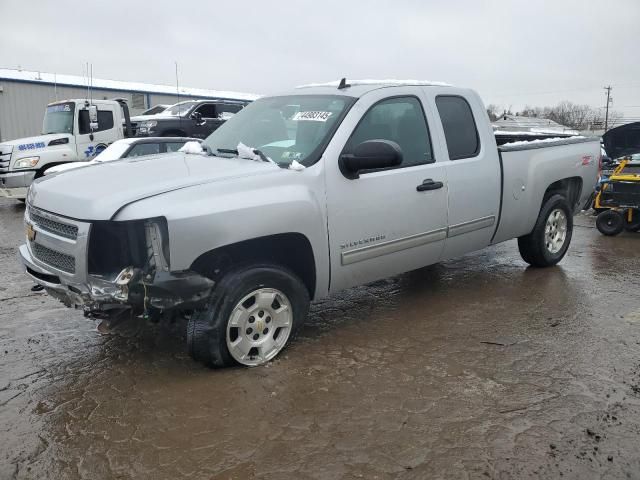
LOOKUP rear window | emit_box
[126,143,161,157]
[435,96,480,160]
[78,109,115,134]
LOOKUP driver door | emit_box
[191,103,223,139]
[75,106,117,160]
[325,88,449,292]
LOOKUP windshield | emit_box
[164,101,197,116]
[42,102,75,134]
[93,141,131,162]
[202,95,355,166]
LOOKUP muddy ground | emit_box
[1,197,639,480]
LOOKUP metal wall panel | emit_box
[0,81,234,141]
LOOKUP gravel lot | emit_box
[1,197,640,479]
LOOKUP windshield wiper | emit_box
[201,144,213,155]
[216,148,238,155]
[217,146,272,163]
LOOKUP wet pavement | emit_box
[1,197,640,480]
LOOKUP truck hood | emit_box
[603,122,640,160]
[30,152,281,220]
[3,133,73,153]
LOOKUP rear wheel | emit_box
[518,194,573,267]
[596,210,624,236]
[187,264,309,368]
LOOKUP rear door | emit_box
[325,88,449,292]
[426,90,501,259]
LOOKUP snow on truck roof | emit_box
[297,79,452,89]
[0,68,260,102]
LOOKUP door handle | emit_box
[416,179,444,192]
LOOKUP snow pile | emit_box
[179,141,205,154]
[237,142,263,162]
[237,142,277,165]
[288,160,305,171]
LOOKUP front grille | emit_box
[29,208,78,239]
[31,242,76,274]
[0,156,9,173]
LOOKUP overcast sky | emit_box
[1,0,639,122]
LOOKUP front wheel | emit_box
[518,194,573,267]
[187,265,310,368]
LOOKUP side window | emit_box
[435,96,480,160]
[78,109,114,134]
[217,103,242,119]
[96,111,114,131]
[78,110,90,135]
[126,143,161,157]
[165,142,188,153]
[347,96,433,168]
[195,103,218,119]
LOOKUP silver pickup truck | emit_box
[19,80,599,368]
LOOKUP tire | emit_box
[596,210,624,236]
[623,209,640,232]
[187,264,310,368]
[518,194,573,267]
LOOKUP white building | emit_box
[0,68,259,141]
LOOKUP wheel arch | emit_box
[190,232,317,299]
[542,177,583,213]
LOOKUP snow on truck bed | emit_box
[498,136,597,152]
[500,136,586,147]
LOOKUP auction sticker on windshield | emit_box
[292,111,333,122]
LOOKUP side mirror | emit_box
[88,105,99,133]
[88,105,98,123]
[339,140,403,179]
[191,111,205,125]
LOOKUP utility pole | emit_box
[604,85,612,132]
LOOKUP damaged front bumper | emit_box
[19,206,214,314]
[19,243,214,312]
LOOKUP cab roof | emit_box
[292,78,452,97]
[47,99,119,106]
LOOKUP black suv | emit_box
[131,99,250,139]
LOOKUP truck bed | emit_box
[491,136,600,244]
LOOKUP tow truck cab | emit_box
[0,98,132,199]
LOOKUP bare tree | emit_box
[486,104,501,122]
[606,111,624,129]
[491,99,625,131]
